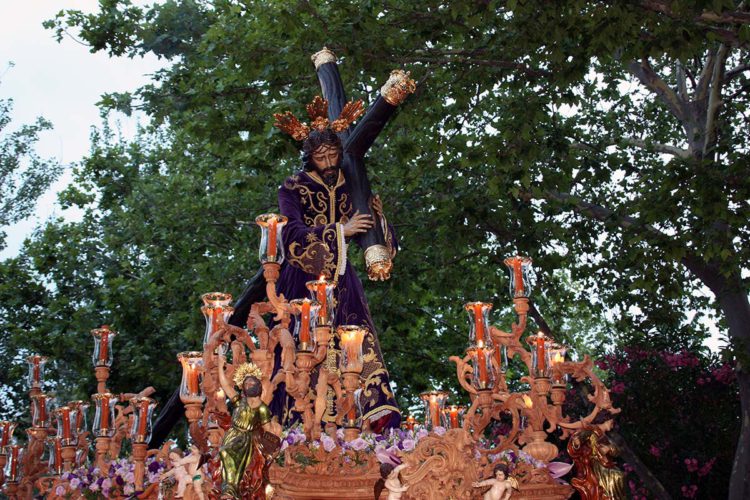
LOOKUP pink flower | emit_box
[684,458,699,472]
[611,382,626,394]
[698,457,716,477]
[681,484,698,498]
[649,445,661,458]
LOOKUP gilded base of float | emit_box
[268,430,573,500]
[269,467,573,500]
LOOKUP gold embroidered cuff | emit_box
[311,47,337,69]
[335,223,347,279]
[380,69,417,106]
[365,244,393,281]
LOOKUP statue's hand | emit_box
[343,211,374,238]
[370,194,384,220]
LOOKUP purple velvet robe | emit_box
[272,168,399,426]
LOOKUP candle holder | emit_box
[337,325,367,440]
[403,415,416,431]
[178,351,205,405]
[464,302,493,348]
[256,213,288,264]
[0,421,16,451]
[91,393,117,438]
[443,405,466,430]
[467,346,496,391]
[290,298,320,352]
[504,255,534,298]
[3,444,23,484]
[527,332,552,379]
[92,393,117,469]
[130,397,156,491]
[339,325,366,373]
[67,401,89,436]
[30,394,55,429]
[129,397,157,444]
[548,343,568,385]
[25,355,48,393]
[92,325,115,393]
[46,437,65,475]
[306,276,335,326]
[201,292,234,347]
[420,390,449,430]
[54,406,78,447]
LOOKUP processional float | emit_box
[1,51,624,500]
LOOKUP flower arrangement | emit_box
[59,457,166,498]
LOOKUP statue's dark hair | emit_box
[493,463,509,476]
[302,129,342,171]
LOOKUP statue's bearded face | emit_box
[242,376,262,398]
[311,144,341,185]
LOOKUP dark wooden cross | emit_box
[312,48,415,280]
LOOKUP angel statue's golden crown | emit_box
[232,362,263,388]
[273,96,365,141]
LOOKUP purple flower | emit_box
[434,426,447,436]
[350,438,368,451]
[416,428,429,440]
[402,438,416,451]
[55,485,65,496]
[69,477,81,489]
[321,434,337,452]
[148,460,162,473]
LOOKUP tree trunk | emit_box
[719,288,750,500]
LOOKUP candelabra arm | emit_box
[449,355,477,396]
[263,263,290,320]
[510,297,529,339]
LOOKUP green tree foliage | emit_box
[1,0,744,495]
[0,71,61,248]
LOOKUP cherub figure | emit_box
[472,463,519,500]
[159,447,205,499]
[374,462,409,500]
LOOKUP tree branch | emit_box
[618,137,691,159]
[627,58,686,122]
[703,44,729,155]
[522,189,735,299]
[676,60,689,101]
[724,63,750,83]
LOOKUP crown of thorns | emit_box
[273,96,365,141]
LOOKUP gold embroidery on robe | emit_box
[288,226,339,277]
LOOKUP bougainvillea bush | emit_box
[596,347,739,499]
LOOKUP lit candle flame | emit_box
[522,394,533,408]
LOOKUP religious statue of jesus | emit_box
[232,48,416,432]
